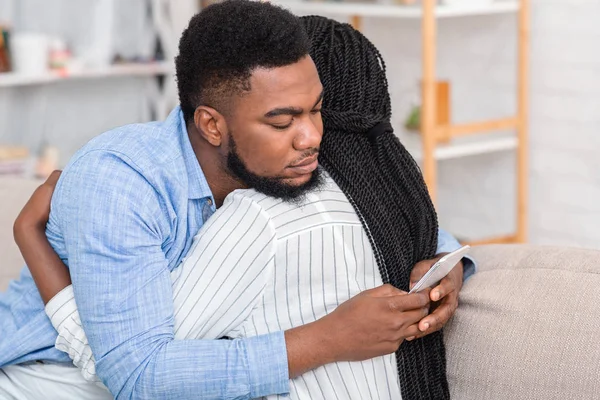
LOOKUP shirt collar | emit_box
[174,106,215,201]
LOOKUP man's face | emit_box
[222,56,324,199]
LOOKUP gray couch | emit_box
[445,244,600,399]
[1,178,598,399]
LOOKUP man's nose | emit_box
[293,119,322,151]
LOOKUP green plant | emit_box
[404,104,421,132]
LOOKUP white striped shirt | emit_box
[46,174,401,399]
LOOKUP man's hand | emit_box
[285,284,430,378]
[407,254,464,340]
[13,170,62,234]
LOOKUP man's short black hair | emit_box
[176,0,310,123]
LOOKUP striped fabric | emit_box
[172,174,401,399]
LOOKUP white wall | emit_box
[526,0,600,249]
[1,0,599,249]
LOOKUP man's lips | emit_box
[288,154,319,175]
[290,154,318,168]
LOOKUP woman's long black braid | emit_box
[302,15,450,400]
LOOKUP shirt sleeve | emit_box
[436,228,477,282]
[52,151,288,400]
[45,285,100,382]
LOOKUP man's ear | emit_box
[193,106,226,147]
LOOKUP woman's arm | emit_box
[13,171,106,383]
[13,171,71,304]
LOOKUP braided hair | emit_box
[302,16,450,400]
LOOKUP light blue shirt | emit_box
[0,107,475,399]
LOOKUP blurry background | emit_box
[0,0,598,253]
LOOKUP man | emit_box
[2,3,473,399]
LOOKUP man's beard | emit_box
[227,136,323,202]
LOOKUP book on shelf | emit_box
[0,25,11,73]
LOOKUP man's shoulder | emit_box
[69,120,181,172]
[52,110,193,219]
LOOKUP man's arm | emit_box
[52,152,290,399]
[39,191,283,383]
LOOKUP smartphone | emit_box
[408,245,471,294]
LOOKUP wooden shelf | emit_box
[441,117,518,138]
[0,62,173,88]
[270,0,519,19]
[402,132,517,161]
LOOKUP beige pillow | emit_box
[444,244,600,400]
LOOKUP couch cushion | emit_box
[445,244,600,400]
[0,177,41,291]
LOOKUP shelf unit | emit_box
[272,0,529,245]
[0,61,175,122]
[0,62,173,88]
[0,61,174,124]
[273,0,520,19]
[0,0,183,120]
[403,132,518,161]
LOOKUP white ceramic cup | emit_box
[11,33,49,75]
